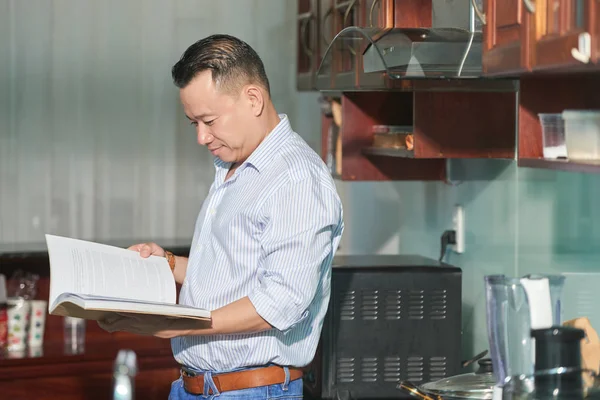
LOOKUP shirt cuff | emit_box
[248,290,310,333]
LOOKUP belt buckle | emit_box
[181,366,199,377]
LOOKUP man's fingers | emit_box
[139,244,152,258]
[98,314,137,333]
[127,242,164,258]
[98,318,120,333]
[127,243,146,253]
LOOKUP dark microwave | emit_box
[303,255,463,399]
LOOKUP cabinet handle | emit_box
[369,0,381,28]
[571,32,591,63]
[470,0,486,25]
[523,0,535,13]
[299,13,314,58]
[342,0,357,27]
[322,7,334,48]
[342,0,358,55]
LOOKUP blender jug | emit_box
[485,276,533,387]
[484,274,565,399]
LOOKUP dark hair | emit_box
[171,34,270,96]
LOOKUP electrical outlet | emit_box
[453,205,465,254]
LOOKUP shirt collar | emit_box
[213,113,292,174]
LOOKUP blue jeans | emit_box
[168,366,303,400]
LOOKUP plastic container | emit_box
[371,125,413,150]
[538,113,567,159]
[562,110,600,160]
[7,297,31,351]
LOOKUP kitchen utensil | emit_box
[398,358,496,399]
[463,350,489,368]
[484,274,566,393]
[562,110,600,160]
[538,113,567,159]
[371,125,413,150]
[485,275,534,389]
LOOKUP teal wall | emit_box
[329,158,600,362]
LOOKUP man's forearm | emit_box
[179,297,272,336]
[173,255,188,285]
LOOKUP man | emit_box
[99,34,344,399]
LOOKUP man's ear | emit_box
[245,85,265,117]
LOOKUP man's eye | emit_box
[204,120,215,126]
[190,121,198,127]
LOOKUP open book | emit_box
[45,234,210,322]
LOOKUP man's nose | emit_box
[197,127,213,146]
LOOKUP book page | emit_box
[46,235,176,310]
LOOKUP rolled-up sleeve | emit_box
[248,174,342,332]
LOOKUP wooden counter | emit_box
[0,334,179,399]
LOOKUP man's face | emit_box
[179,71,257,164]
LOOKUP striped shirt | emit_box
[171,114,344,372]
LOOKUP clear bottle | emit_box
[113,349,137,400]
[63,316,86,354]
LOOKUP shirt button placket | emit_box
[198,185,225,253]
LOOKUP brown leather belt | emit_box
[181,365,303,395]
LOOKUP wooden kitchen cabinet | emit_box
[319,0,335,61]
[322,92,446,181]
[482,0,600,75]
[357,0,431,29]
[331,0,360,89]
[518,75,600,174]
[321,90,516,181]
[314,0,518,181]
[358,0,393,28]
[297,0,320,91]
[313,0,436,89]
[392,0,431,28]
[482,0,534,75]
[531,0,600,71]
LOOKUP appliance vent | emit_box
[361,290,379,320]
[337,357,355,383]
[361,357,378,382]
[385,290,402,320]
[408,290,424,320]
[407,356,424,382]
[429,356,447,379]
[430,289,447,320]
[340,291,356,321]
[384,356,401,383]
